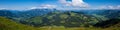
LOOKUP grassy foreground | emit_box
[0,17,120,30]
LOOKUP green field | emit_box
[0,17,120,30]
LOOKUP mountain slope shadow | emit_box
[93,18,120,28]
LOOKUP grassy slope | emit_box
[0,17,40,30]
[0,16,120,30]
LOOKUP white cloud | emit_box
[117,5,120,9]
[30,4,57,9]
[99,5,120,9]
[40,4,57,8]
[0,8,7,10]
[59,0,89,8]
[30,7,39,9]
[0,8,14,10]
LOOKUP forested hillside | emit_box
[0,9,120,30]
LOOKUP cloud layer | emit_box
[100,5,120,9]
[59,0,89,8]
[30,4,57,9]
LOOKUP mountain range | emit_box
[0,9,120,27]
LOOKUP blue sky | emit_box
[0,0,120,10]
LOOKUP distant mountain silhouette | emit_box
[0,9,57,18]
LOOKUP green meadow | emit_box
[0,17,120,30]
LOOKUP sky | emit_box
[0,0,120,10]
